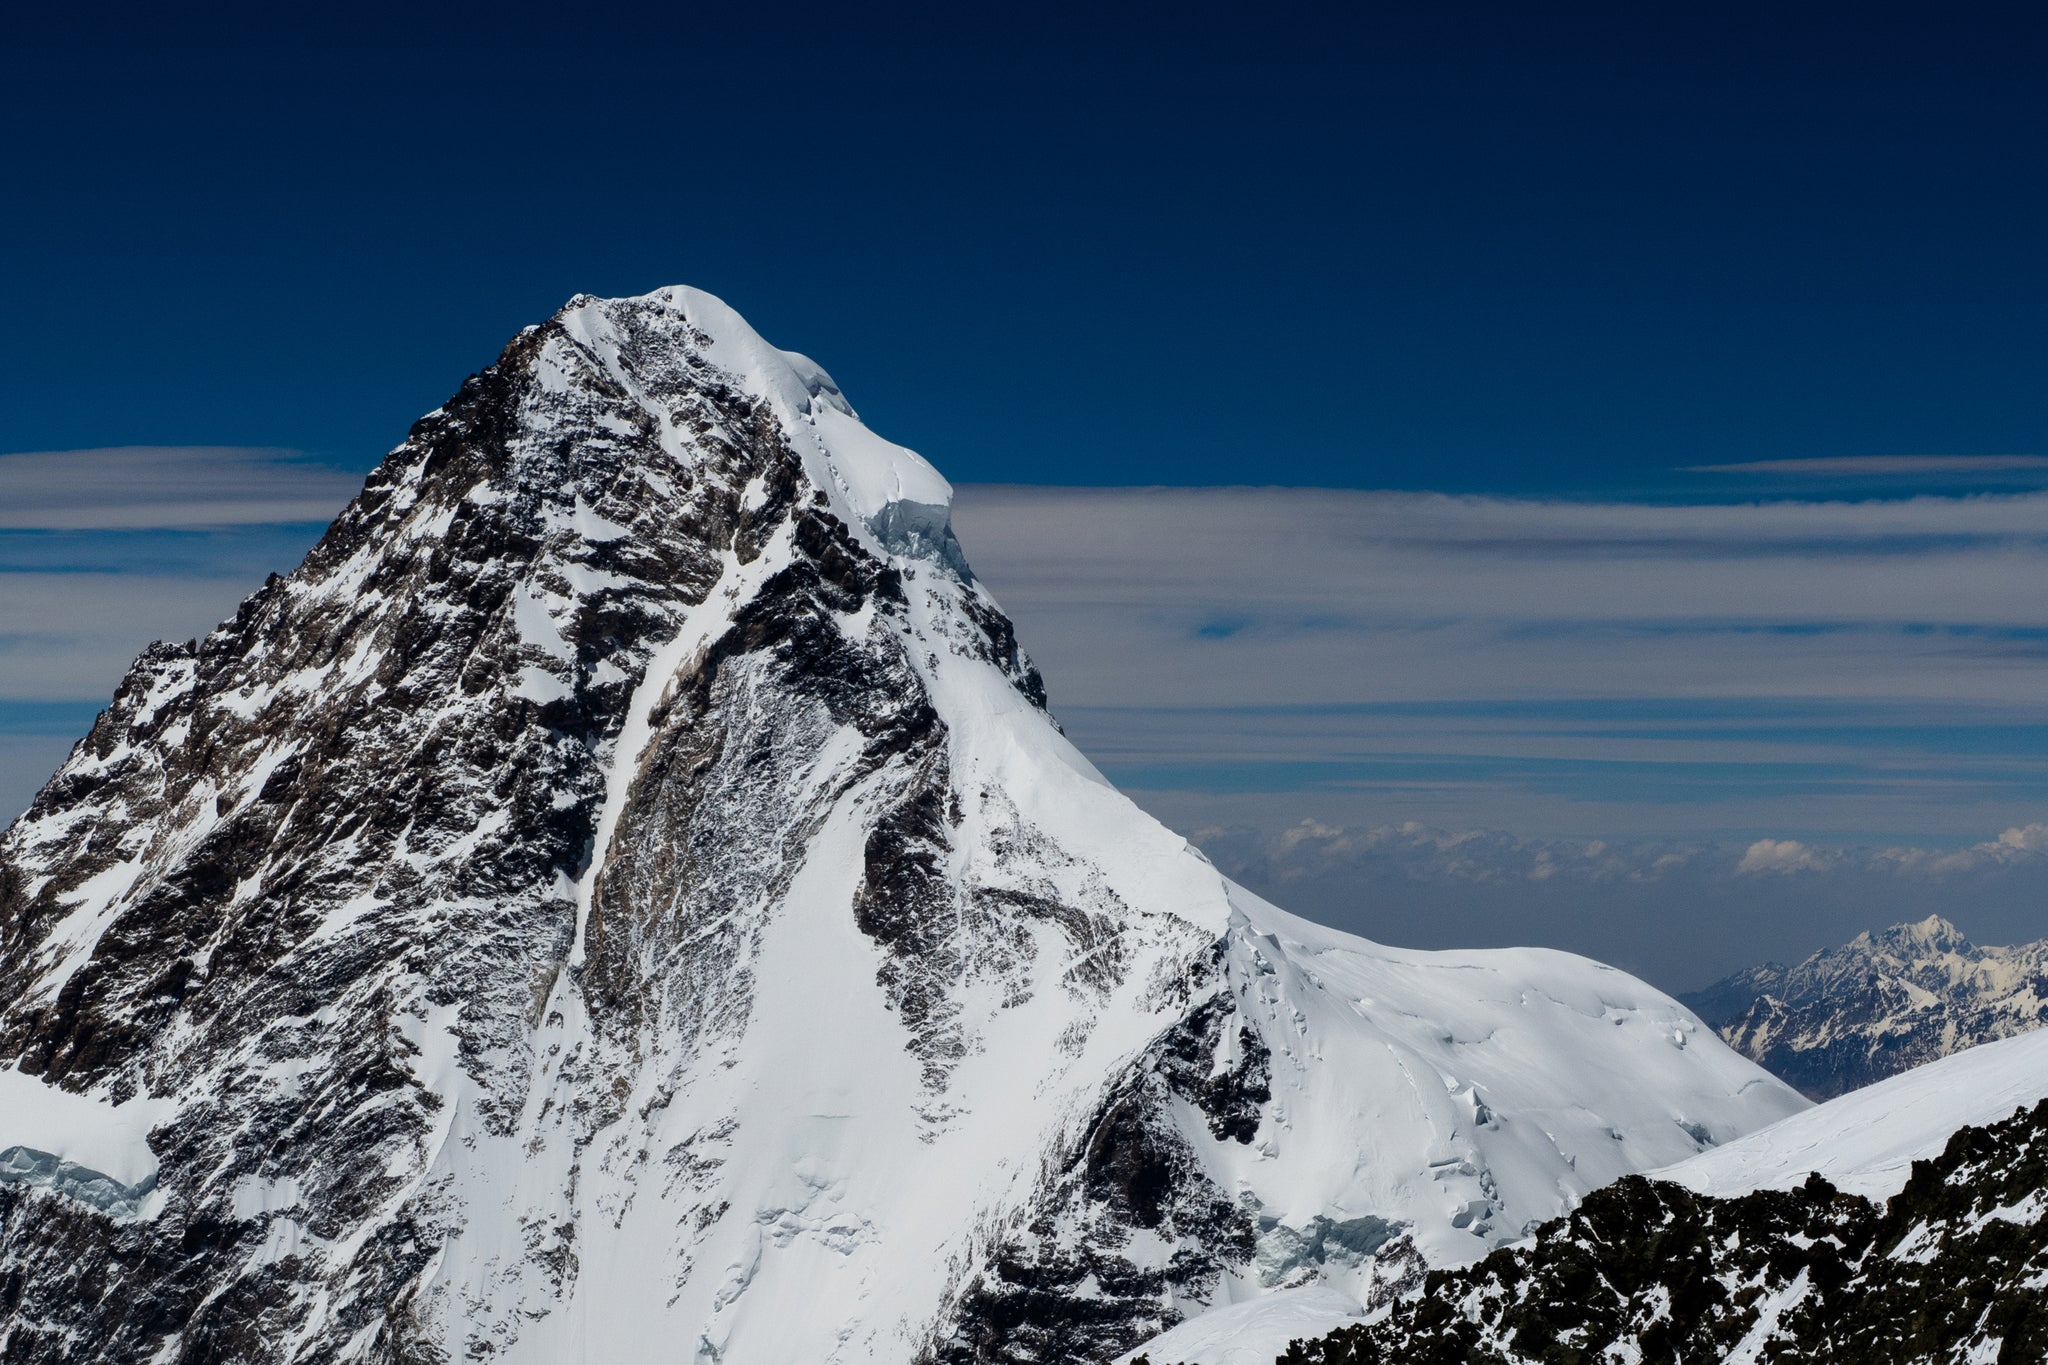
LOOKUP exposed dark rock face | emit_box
[1687,915,2048,1099]
[926,986,1263,1365]
[0,292,772,1365]
[1156,991,1274,1146]
[1209,1098,2048,1365]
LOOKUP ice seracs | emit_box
[0,285,1800,1364]
[0,1067,173,1218]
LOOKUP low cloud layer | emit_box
[1194,817,2048,988]
[1204,818,2048,888]
[1734,838,1838,875]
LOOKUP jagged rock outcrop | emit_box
[0,287,1801,1364]
[1686,914,2048,1098]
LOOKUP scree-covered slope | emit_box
[0,287,1802,1365]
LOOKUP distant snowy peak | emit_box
[1685,914,2048,1098]
[0,285,1799,1365]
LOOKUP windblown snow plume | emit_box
[0,288,1801,1364]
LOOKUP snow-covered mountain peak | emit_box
[1687,915,2048,1098]
[1853,912,1968,956]
[0,288,1802,1365]
[553,285,955,552]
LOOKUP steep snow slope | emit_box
[1112,1285,1368,1365]
[0,287,1801,1365]
[1685,914,2048,1098]
[1656,1026,2048,1200]
[1146,891,1796,1273]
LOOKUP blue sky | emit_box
[5,2,2047,985]
[7,3,2044,490]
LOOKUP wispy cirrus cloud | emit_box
[0,573,278,698]
[954,485,2048,663]
[0,446,361,703]
[0,447,362,817]
[1688,455,2048,477]
[5,458,2048,986]
[0,446,361,530]
[947,481,2048,984]
[951,483,2048,845]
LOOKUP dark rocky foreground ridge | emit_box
[1687,916,2048,1100]
[1131,1096,2048,1365]
[0,287,1799,1364]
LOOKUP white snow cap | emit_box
[570,285,954,538]
[1114,1284,1368,1365]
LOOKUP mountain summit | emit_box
[0,288,1802,1364]
[1686,914,2048,1099]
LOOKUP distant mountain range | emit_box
[1683,914,2048,1099]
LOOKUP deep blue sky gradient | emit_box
[8,3,2048,981]
[8,1,2044,493]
